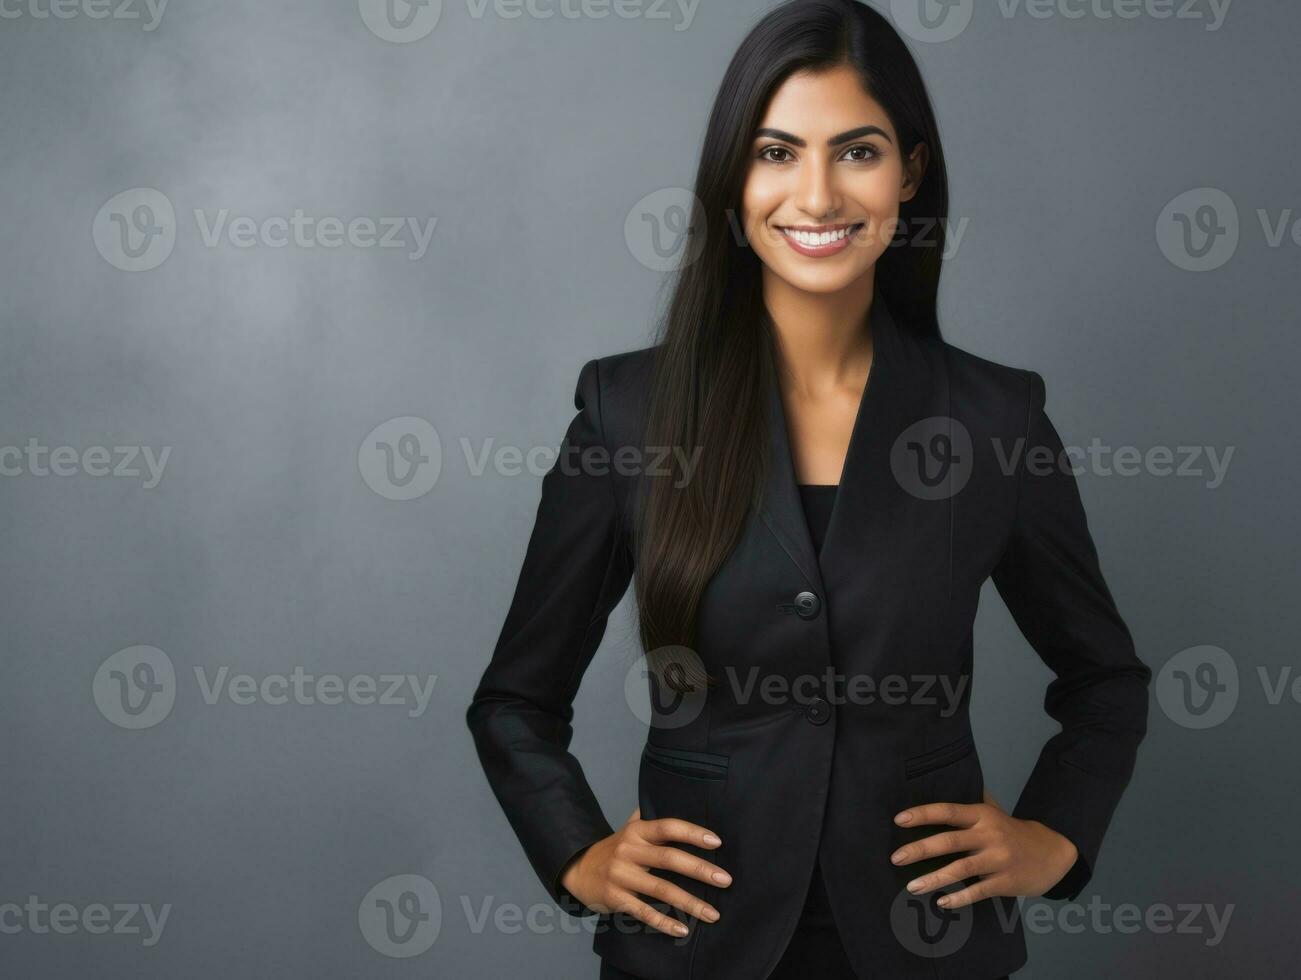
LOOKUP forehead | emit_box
[756,65,893,138]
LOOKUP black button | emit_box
[804,697,831,725]
[794,590,821,619]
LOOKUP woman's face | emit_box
[740,64,928,296]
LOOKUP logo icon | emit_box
[358,874,441,957]
[358,417,441,500]
[93,645,176,729]
[624,646,708,730]
[358,0,442,43]
[889,883,973,958]
[625,188,706,273]
[93,188,176,272]
[890,0,974,43]
[890,416,973,501]
[1156,188,1239,272]
[1156,644,1238,729]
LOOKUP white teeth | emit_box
[782,225,856,247]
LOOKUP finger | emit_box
[610,891,691,938]
[639,817,723,849]
[894,801,981,829]
[637,843,733,887]
[902,852,999,896]
[935,874,1007,910]
[621,868,720,923]
[890,828,979,867]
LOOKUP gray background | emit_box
[1,0,1294,976]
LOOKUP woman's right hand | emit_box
[559,808,732,937]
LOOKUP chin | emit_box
[769,261,870,295]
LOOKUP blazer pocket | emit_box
[903,732,975,779]
[642,743,730,782]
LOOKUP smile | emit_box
[777,221,865,257]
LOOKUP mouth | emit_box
[777,221,866,256]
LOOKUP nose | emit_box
[795,154,842,221]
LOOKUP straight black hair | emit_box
[633,0,950,689]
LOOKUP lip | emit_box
[776,221,866,258]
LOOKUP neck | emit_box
[763,265,876,399]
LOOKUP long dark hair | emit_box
[633,0,950,689]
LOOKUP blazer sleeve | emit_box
[465,356,634,917]
[991,370,1151,901]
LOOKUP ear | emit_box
[899,141,930,204]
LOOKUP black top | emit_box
[769,483,858,978]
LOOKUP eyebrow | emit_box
[754,125,891,147]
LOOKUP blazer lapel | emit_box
[759,297,949,591]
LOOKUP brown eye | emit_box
[843,144,879,163]
[760,146,793,163]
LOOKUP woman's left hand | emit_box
[890,789,1078,909]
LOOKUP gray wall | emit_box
[0,0,1293,976]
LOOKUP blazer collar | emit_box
[759,296,948,594]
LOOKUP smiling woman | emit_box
[466,2,1151,978]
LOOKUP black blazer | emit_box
[466,299,1151,979]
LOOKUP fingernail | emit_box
[936,896,950,907]
[895,811,912,824]
[702,907,719,922]
[906,879,922,893]
[703,833,721,846]
[890,850,906,864]
[712,870,732,885]
[674,923,689,936]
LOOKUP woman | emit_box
[466,2,1151,977]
